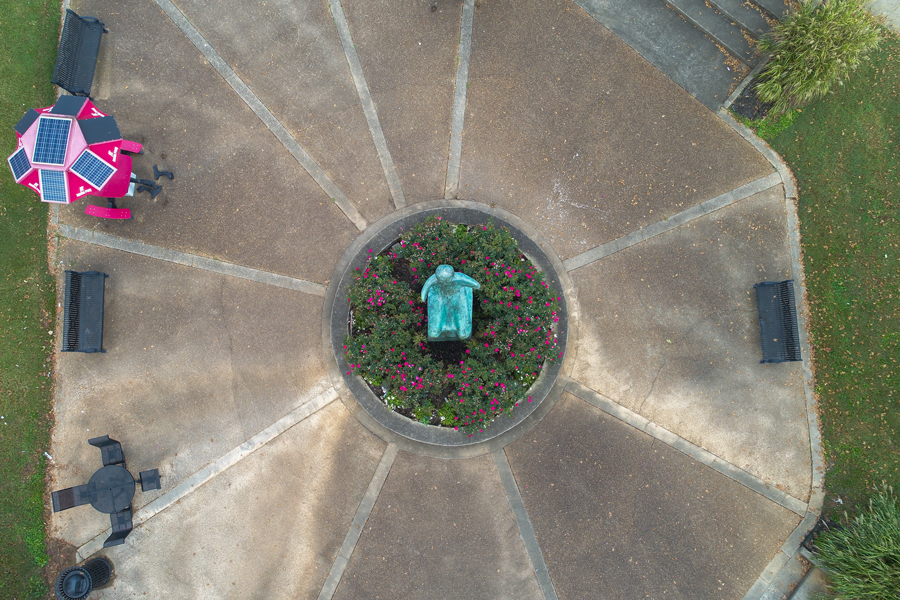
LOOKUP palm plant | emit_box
[816,483,900,599]
[755,0,882,114]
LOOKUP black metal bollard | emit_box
[55,557,112,600]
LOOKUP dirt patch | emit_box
[43,535,78,589]
[731,80,773,120]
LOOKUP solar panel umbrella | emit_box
[6,96,170,219]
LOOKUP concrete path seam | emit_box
[76,384,339,561]
[317,443,399,600]
[57,224,327,297]
[493,450,560,600]
[747,511,820,600]
[716,109,825,600]
[328,0,406,209]
[152,0,367,231]
[563,172,783,271]
[444,0,475,199]
[565,380,809,516]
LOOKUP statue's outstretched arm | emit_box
[454,272,481,289]
[421,274,437,302]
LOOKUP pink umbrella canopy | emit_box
[7,96,126,204]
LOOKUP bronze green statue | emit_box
[421,265,481,341]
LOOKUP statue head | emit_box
[435,265,454,282]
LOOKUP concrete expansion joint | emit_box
[715,108,824,600]
[152,0,367,231]
[56,224,327,296]
[444,0,476,200]
[75,385,339,562]
[494,450,559,600]
[565,380,808,516]
[317,443,398,600]
[562,171,783,272]
[328,0,406,209]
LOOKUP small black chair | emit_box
[89,435,125,466]
[105,508,133,548]
[139,469,161,492]
[52,9,108,97]
[51,485,92,512]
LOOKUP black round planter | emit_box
[323,200,577,458]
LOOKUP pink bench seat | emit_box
[120,139,143,154]
[85,204,131,219]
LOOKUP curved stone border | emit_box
[716,108,825,600]
[322,200,578,458]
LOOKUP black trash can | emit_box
[82,557,112,587]
[55,557,112,599]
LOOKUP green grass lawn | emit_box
[0,0,61,597]
[761,32,900,515]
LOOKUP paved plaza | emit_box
[48,0,823,598]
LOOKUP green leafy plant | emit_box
[816,483,900,599]
[755,0,882,115]
[344,218,561,434]
[732,108,800,139]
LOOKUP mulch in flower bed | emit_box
[731,80,773,121]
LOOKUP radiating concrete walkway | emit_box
[48,1,824,598]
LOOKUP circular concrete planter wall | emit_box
[323,200,577,458]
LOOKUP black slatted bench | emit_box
[754,280,802,363]
[63,271,108,353]
[52,9,108,97]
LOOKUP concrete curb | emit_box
[715,108,825,600]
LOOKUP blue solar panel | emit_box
[71,150,115,188]
[8,147,31,181]
[33,117,72,165]
[39,169,68,203]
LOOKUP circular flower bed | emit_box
[344,218,561,434]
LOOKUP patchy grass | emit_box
[0,0,60,597]
[734,108,799,140]
[765,33,900,515]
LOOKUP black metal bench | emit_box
[754,280,802,363]
[63,271,108,353]
[51,9,108,97]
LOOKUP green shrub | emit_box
[755,0,881,115]
[816,484,900,599]
[344,218,561,434]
